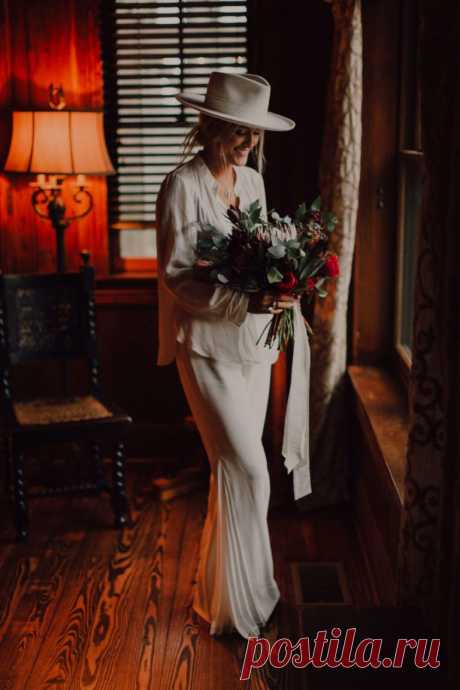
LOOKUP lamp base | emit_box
[48,197,69,273]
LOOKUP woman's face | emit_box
[223,126,261,166]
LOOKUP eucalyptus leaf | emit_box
[310,195,321,211]
[316,286,327,298]
[267,266,284,284]
[217,273,229,284]
[212,234,226,247]
[248,199,261,215]
[268,244,286,259]
[295,202,308,222]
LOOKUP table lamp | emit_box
[3,86,115,272]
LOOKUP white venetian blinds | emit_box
[104,0,248,228]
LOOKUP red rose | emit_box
[306,277,316,291]
[277,271,298,292]
[324,254,340,278]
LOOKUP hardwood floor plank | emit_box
[136,496,189,688]
[156,493,203,690]
[20,477,153,690]
[0,530,86,689]
[65,496,162,689]
[146,491,204,689]
[0,550,34,640]
[133,499,170,690]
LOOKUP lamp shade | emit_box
[4,111,115,175]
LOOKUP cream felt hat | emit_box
[176,71,296,132]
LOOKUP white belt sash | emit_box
[281,302,312,500]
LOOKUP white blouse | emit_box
[155,152,312,500]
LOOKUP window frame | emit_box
[393,0,423,388]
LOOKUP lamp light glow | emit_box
[4,111,115,176]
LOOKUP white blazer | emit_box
[155,152,279,367]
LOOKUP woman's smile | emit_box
[228,129,260,164]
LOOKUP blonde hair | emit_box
[181,113,266,173]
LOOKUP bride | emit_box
[155,71,306,639]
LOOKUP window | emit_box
[102,0,248,272]
[395,0,423,369]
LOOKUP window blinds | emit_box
[103,0,248,227]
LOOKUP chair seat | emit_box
[14,395,116,426]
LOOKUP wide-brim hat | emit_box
[176,71,296,132]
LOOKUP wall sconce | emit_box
[3,89,115,272]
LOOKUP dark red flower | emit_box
[306,277,316,292]
[277,271,298,293]
[324,254,340,278]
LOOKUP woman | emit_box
[155,72,309,639]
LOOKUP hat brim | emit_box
[176,92,296,132]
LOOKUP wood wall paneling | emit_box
[0,0,108,275]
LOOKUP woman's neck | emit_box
[200,147,239,207]
[200,147,233,183]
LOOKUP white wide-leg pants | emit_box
[175,342,281,639]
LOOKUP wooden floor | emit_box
[0,463,375,690]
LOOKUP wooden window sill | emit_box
[95,273,157,306]
[96,272,157,287]
[347,365,409,506]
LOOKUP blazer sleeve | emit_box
[155,172,249,325]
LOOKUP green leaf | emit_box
[267,266,284,284]
[310,195,321,211]
[298,258,315,281]
[247,200,263,225]
[268,244,286,259]
[212,234,227,248]
[294,202,308,223]
[316,286,327,298]
[323,211,338,233]
[247,199,261,215]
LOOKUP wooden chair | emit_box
[0,252,132,540]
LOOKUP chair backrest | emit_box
[0,257,100,402]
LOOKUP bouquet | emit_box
[194,196,340,351]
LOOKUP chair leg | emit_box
[12,448,29,541]
[91,442,107,491]
[111,441,129,528]
[2,434,11,496]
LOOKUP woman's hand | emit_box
[247,292,299,314]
